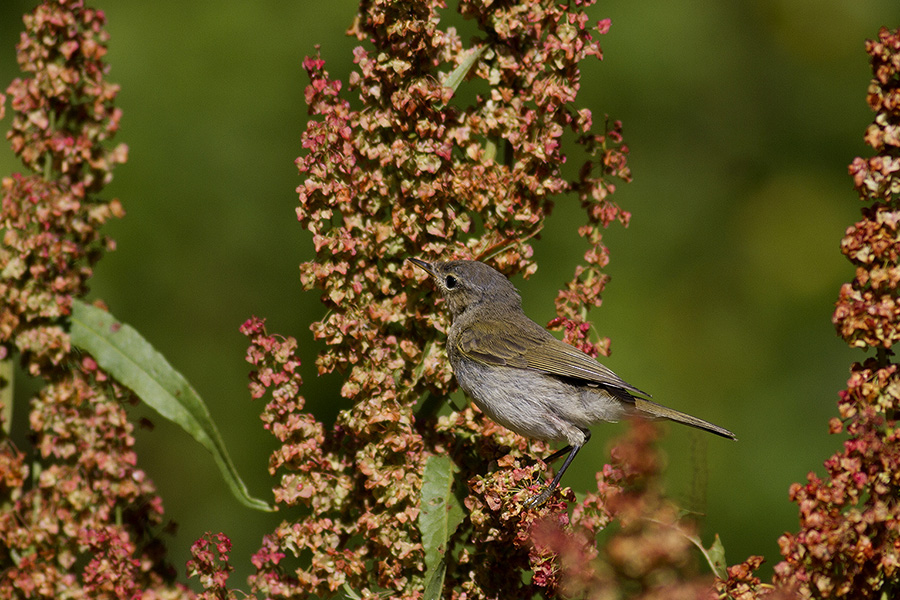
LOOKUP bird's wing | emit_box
[454,318,648,396]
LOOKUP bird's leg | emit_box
[542,445,572,464]
[524,434,589,509]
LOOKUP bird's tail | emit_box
[634,397,737,440]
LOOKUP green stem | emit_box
[0,355,11,438]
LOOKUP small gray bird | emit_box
[410,258,736,508]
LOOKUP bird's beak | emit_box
[408,258,438,279]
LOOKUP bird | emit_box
[410,258,736,508]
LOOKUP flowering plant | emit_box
[2,1,899,599]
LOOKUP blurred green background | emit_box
[2,0,899,591]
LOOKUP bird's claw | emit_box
[523,486,556,509]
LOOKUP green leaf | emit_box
[705,534,728,579]
[483,138,497,163]
[683,530,727,579]
[69,299,273,512]
[423,558,447,600]
[443,45,486,96]
[419,455,464,596]
[662,517,727,580]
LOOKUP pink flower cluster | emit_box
[1,2,183,598]
[774,27,900,599]
[249,0,635,597]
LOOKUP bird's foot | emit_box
[523,483,559,509]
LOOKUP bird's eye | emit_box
[444,274,458,289]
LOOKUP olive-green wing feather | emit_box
[454,318,648,396]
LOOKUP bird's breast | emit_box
[449,356,609,447]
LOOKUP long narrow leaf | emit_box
[443,45,486,96]
[419,454,464,597]
[69,299,273,512]
[423,558,447,600]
